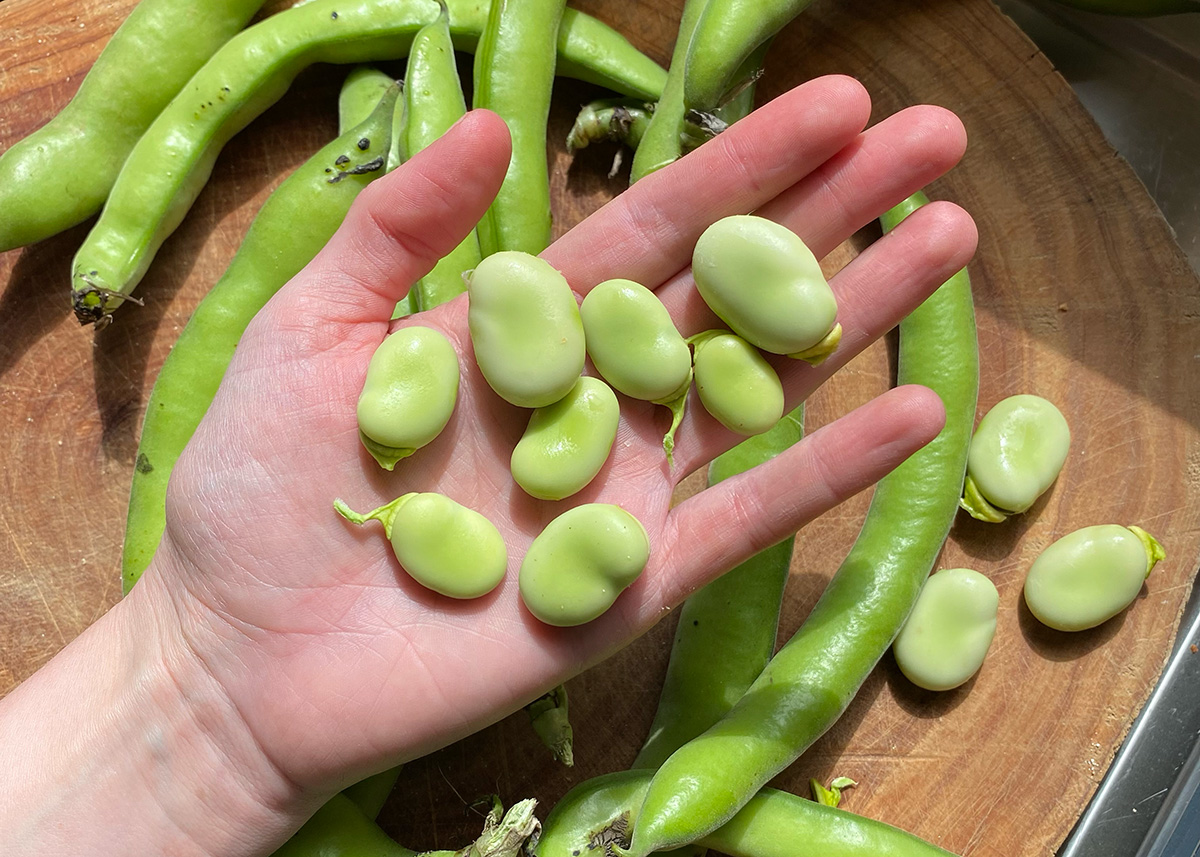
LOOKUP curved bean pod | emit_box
[533,769,957,857]
[70,0,436,327]
[471,0,566,256]
[629,0,708,182]
[624,191,978,856]
[69,0,668,326]
[0,0,267,252]
[398,0,482,311]
[271,793,416,857]
[338,67,397,132]
[633,406,803,770]
[682,0,816,115]
[120,84,399,593]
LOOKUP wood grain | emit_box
[2,0,1199,855]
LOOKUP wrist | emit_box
[0,554,306,856]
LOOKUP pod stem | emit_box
[661,389,688,468]
[1128,525,1167,577]
[526,684,575,767]
[958,473,1010,523]
[333,494,416,539]
[788,322,842,366]
[359,430,417,471]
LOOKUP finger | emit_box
[653,384,946,609]
[259,110,511,340]
[543,75,872,293]
[756,104,968,260]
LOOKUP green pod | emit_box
[580,279,691,404]
[70,0,454,327]
[357,325,460,471]
[271,793,416,857]
[511,376,620,501]
[682,0,816,115]
[893,568,999,691]
[0,0,268,253]
[633,406,803,772]
[338,66,396,132]
[532,769,956,857]
[1024,524,1165,632]
[625,191,979,857]
[692,215,840,362]
[628,0,708,181]
[335,493,507,599]
[400,0,482,312]
[692,331,784,436]
[519,504,649,627]
[467,251,586,408]
[472,0,566,256]
[961,394,1071,523]
[121,85,399,594]
[565,99,652,153]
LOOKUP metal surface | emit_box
[993,2,1200,854]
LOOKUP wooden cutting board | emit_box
[2,0,1199,855]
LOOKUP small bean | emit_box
[692,330,784,436]
[1024,524,1165,632]
[961,394,1070,523]
[511,376,620,501]
[357,326,460,471]
[892,568,999,691]
[691,214,840,363]
[467,252,585,408]
[580,279,691,404]
[334,494,507,599]
[519,504,649,627]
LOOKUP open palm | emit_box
[137,76,976,806]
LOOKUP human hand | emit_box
[129,74,974,847]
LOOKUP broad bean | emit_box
[334,494,507,599]
[467,251,585,408]
[519,504,649,627]
[357,326,460,471]
[1024,524,1165,631]
[580,279,692,404]
[511,376,620,501]
[961,394,1071,522]
[691,331,784,436]
[893,568,999,691]
[692,214,840,364]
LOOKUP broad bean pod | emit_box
[271,793,416,857]
[0,0,267,252]
[633,406,803,770]
[1024,524,1165,631]
[532,769,957,857]
[682,0,816,115]
[566,100,652,154]
[398,0,482,311]
[624,191,978,855]
[121,84,400,593]
[68,0,668,326]
[471,0,566,256]
[338,67,397,132]
[628,0,708,182]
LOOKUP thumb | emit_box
[267,109,511,334]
